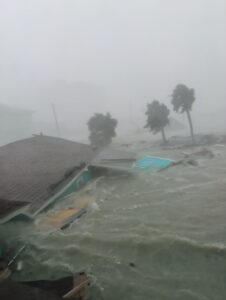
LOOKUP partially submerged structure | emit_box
[0,272,92,300]
[91,148,137,172]
[0,134,174,224]
[0,135,95,224]
[36,194,96,230]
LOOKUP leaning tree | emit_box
[144,100,170,144]
[87,113,117,149]
[171,84,196,143]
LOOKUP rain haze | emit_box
[0,0,225,142]
[1,2,226,300]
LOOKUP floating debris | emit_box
[36,194,96,230]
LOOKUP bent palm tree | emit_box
[171,84,195,143]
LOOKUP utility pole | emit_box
[51,103,61,137]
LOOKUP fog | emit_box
[0,0,225,142]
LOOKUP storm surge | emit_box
[2,144,226,300]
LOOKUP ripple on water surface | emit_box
[1,145,226,300]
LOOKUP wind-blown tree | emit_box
[144,100,170,144]
[87,113,117,148]
[171,84,195,143]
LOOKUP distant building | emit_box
[0,104,33,146]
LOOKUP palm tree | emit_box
[87,113,117,149]
[144,100,170,144]
[171,84,195,143]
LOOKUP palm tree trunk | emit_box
[161,129,167,144]
[186,110,195,144]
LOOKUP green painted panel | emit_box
[55,169,92,201]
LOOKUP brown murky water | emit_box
[1,144,226,300]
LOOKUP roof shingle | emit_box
[0,135,94,218]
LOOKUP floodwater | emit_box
[1,143,226,300]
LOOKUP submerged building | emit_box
[0,135,137,224]
[0,135,95,224]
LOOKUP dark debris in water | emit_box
[129,262,136,268]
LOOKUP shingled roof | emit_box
[0,135,94,220]
[0,199,29,218]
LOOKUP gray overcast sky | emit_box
[0,0,225,135]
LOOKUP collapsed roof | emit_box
[0,136,137,224]
[91,148,136,171]
[0,135,94,221]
